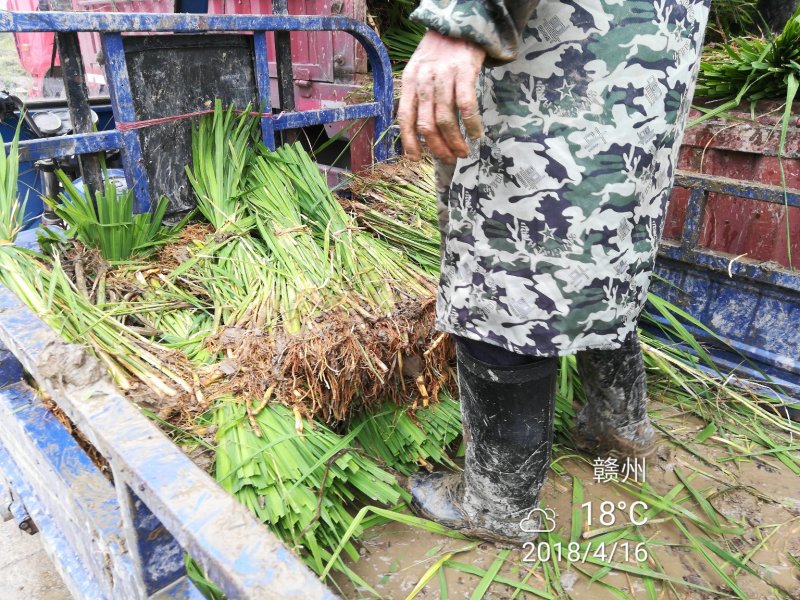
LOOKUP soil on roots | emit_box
[349,157,433,192]
[154,222,214,271]
[57,239,212,426]
[53,226,454,426]
[212,296,455,422]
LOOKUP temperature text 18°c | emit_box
[582,500,649,527]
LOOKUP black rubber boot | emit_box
[408,341,557,548]
[573,330,656,458]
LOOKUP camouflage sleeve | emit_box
[410,0,540,63]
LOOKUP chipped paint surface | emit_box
[653,104,799,404]
[652,169,800,403]
[665,105,800,268]
[8,129,121,162]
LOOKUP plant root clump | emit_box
[154,222,215,271]
[212,297,454,423]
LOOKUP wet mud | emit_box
[337,404,800,599]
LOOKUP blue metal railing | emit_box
[0,285,338,598]
[0,10,395,213]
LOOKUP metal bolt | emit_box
[331,0,344,14]
[19,518,38,534]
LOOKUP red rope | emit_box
[115,108,275,132]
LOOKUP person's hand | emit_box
[398,30,486,164]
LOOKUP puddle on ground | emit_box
[335,404,800,599]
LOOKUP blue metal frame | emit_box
[0,10,395,213]
[0,287,337,599]
[650,170,800,406]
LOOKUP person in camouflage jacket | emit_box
[399,0,710,546]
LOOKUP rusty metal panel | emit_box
[664,102,800,270]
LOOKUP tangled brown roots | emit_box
[212,297,454,423]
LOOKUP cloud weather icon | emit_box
[519,507,557,533]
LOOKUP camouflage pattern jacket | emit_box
[411,0,711,356]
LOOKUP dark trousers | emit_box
[454,332,646,419]
[454,336,555,367]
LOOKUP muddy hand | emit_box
[398,30,486,164]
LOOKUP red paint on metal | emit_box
[11,0,368,98]
[206,0,368,85]
[8,0,57,97]
[208,0,333,82]
[664,101,800,270]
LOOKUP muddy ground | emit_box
[337,402,800,599]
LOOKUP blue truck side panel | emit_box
[646,171,800,405]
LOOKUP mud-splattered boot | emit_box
[408,342,557,548]
[573,331,656,458]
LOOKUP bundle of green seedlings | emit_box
[0,121,39,322]
[213,393,463,590]
[705,0,760,43]
[0,130,198,413]
[179,103,452,422]
[0,121,465,592]
[344,159,441,274]
[367,0,423,69]
[698,9,800,103]
[45,172,171,261]
[0,121,24,244]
